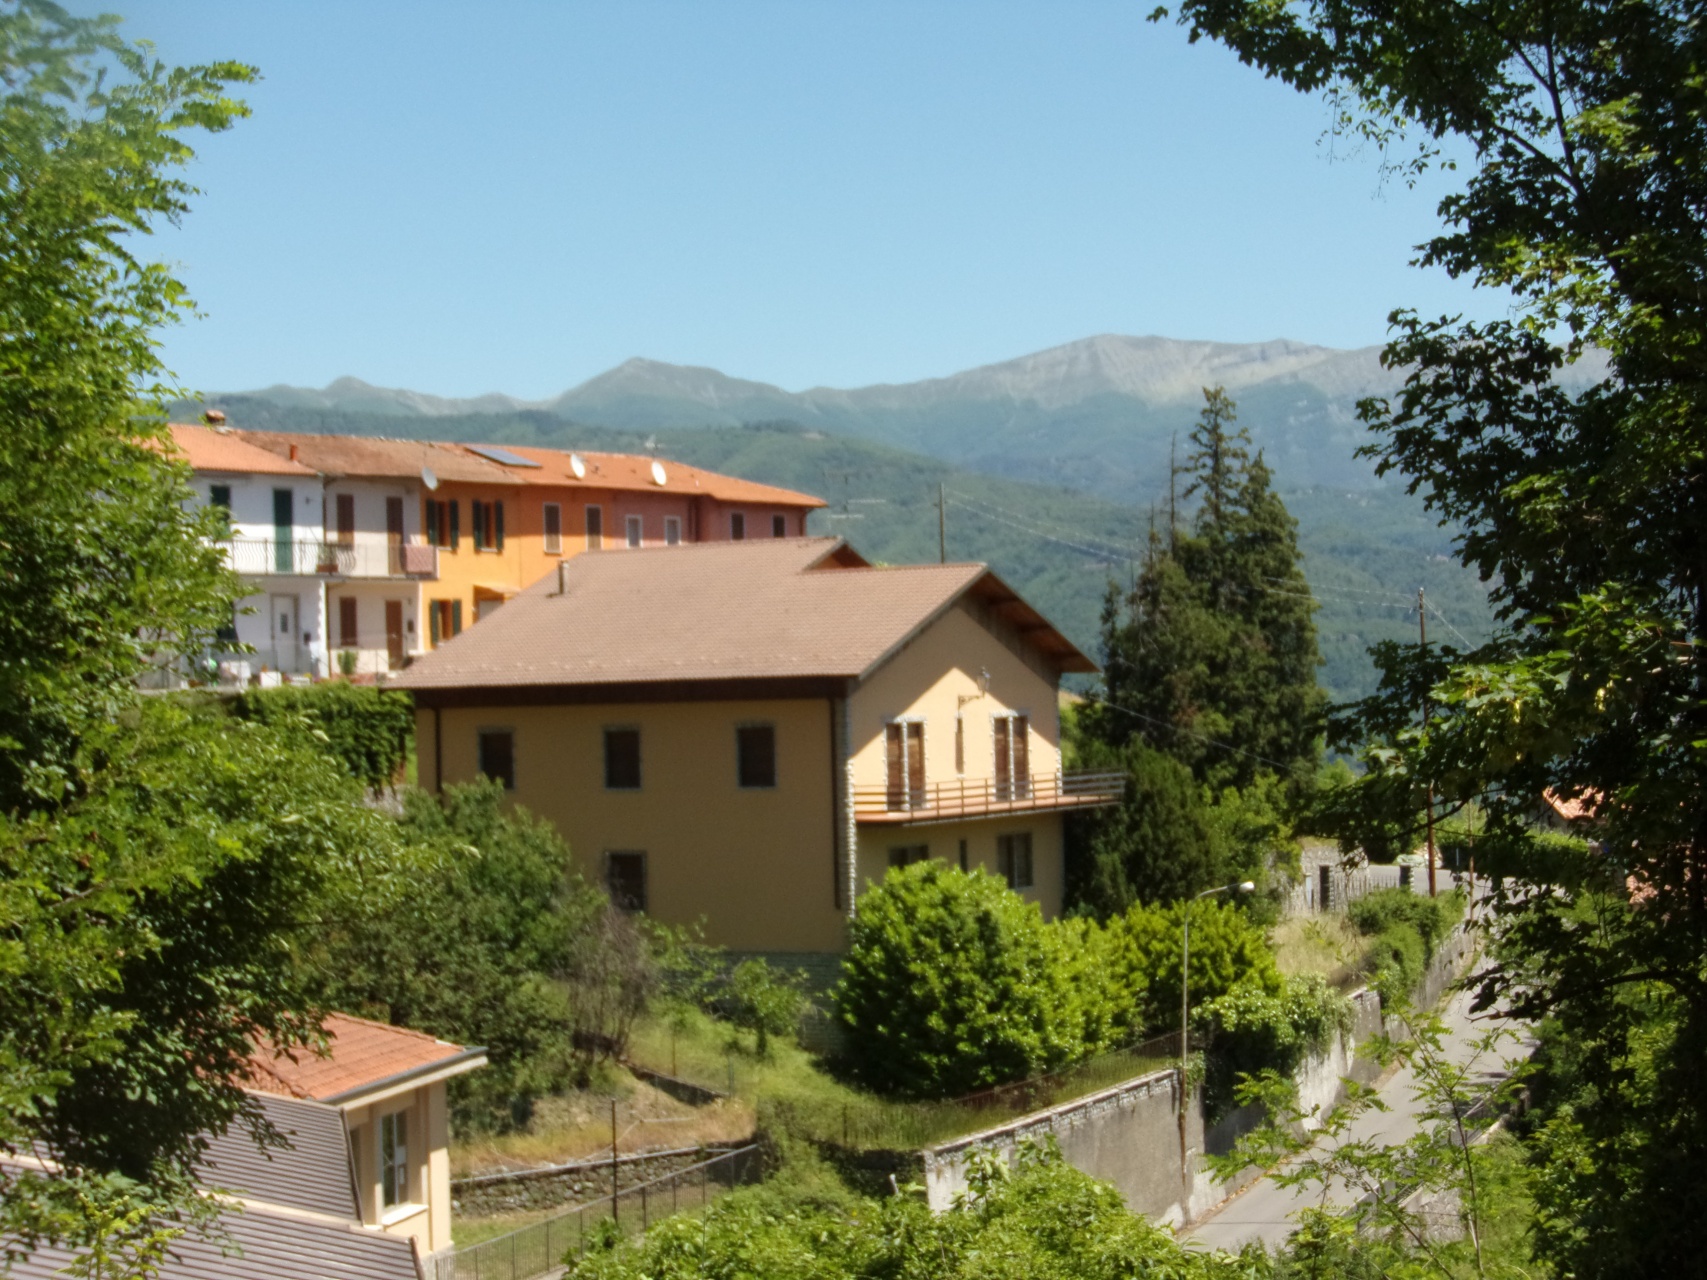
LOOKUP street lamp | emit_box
[1179,880,1256,1183]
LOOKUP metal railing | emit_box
[852,769,1125,823]
[219,538,437,579]
[437,1144,762,1280]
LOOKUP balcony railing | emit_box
[220,538,438,579]
[853,769,1126,825]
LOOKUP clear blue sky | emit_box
[111,0,1497,399]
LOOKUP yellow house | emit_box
[395,539,1123,966]
[245,1012,487,1270]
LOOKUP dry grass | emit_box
[450,1076,755,1179]
[1271,912,1368,988]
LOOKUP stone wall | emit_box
[451,1145,735,1218]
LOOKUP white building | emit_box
[170,424,440,681]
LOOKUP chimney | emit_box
[202,409,226,425]
[289,444,300,462]
[556,560,569,595]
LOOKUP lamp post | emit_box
[1179,880,1256,1192]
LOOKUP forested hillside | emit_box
[178,399,1494,701]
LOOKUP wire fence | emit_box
[436,1143,762,1280]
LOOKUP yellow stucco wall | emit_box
[422,698,845,952]
[854,815,1065,918]
[846,601,1062,790]
[344,1080,453,1256]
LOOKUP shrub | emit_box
[722,959,810,1057]
[834,863,1090,1097]
[1196,974,1352,1111]
[1101,898,1282,1038]
[1364,923,1426,992]
[231,681,413,789]
[1347,887,1460,961]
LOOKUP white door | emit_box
[270,594,299,671]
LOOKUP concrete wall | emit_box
[921,928,1475,1226]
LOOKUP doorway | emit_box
[270,594,299,671]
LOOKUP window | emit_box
[606,851,647,912]
[664,516,682,545]
[338,596,358,649]
[428,598,462,647]
[997,832,1034,890]
[380,1110,409,1208]
[585,505,603,550]
[424,499,460,551]
[626,514,643,548]
[730,512,746,540]
[888,844,929,870]
[772,514,787,538]
[736,724,776,788]
[209,484,232,528]
[885,721,925,810]
[335,493,356,547]
[478,729,515,790]
[604,727,641,789]
[543,503,562,554]
[471,499,505,552]
[993,714,1031,800]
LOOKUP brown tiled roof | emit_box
[394,538,1096,693]
[232,429,516,483]
[246,1013,485,1104]
[497,444,826,507]
[167,424,318,477]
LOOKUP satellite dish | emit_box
[650,459,668,486]
[569,453,586,480]
[421,466,439,491]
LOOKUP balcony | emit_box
[221,538,438,580]
[853,769,1126,826]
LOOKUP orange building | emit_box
[225,431,825,662]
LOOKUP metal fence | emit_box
[437,1143,762,1280]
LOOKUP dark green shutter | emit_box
[495,501,505,552]
[429,603,441,646]
[449,500,460,550]
[451,599,463,635]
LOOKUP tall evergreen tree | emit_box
[1096,387,1324,792]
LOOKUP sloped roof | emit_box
[394,538,1095,693]
[497,444,826,507]
[232,429,516,483]
[246,1012,485,1105]
[4,1201,420,1280]
[167,424,318,477]
[196,1093,357,1220]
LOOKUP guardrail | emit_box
[852,769,1125,824]
[219,538,438,579]
[436,1143,762,1280]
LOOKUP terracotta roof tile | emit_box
[246,1013,483,1103]
[495,445,826,507]
[394,537,1095,691]
[230,430,516,483]
[167,424,318,477]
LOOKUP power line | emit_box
[1077,686,1302,774]
[943,495,1137,562]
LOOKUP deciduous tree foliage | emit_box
[0,3,385,1266]
[1159,1,1707,1272]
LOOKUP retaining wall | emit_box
[921,926,1473,1226]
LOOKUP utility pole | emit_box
[938,482,947,564]
[1420,587,1438,898]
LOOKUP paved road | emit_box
[1182,980,1523,1254]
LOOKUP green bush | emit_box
[1101,898,1282,1039]
[1364,923,1426,992]
[723,959,809,1057]
[1196,974,1352,1111]
[231,681,413,789]
[834,864,1092,1098]
[1348,887,1462,961]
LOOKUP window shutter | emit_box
[449,500,461,550]
[429,603,441,646]
[451,599,463,635]
[906,722,925,804]
[886,724,905,810]
[471,500,485,551]
[1013,715,1029,795]
[495,500,505,551]
[994,717,1012,798]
